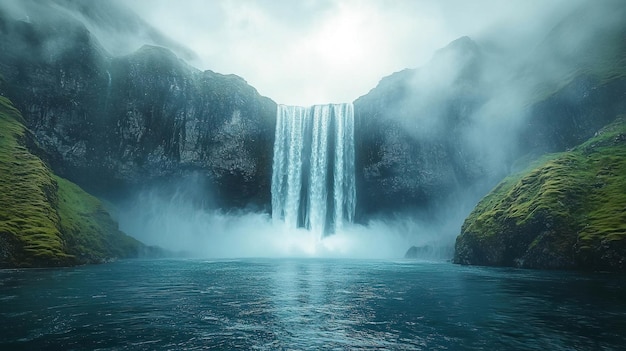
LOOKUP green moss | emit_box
[0,96,141,267]
[0,97,65,266]
[561,119,626,248]
[55,176,140,262]
[457,116,626,270]
[464,153,562,235]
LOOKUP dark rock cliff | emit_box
[353,37,490,219]
[0,6,277,208]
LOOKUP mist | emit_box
[379,0,623,170]
[0,0,197,62]
[0,0,598,106]
[2,0,579,106]
[114,180,460,260]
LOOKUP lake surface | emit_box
[1,259,625,350]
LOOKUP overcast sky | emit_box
[119,0,583,106]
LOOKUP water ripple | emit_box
[1,259,626,350]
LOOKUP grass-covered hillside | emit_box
[0,96,142,267]
[454,116,626,271]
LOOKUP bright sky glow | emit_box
[121,0,581,106]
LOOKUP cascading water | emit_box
[271,103,356,236]
[104,70,112,109]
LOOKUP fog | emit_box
[119,0,584,106]
[114,179,461,260]
[382,0,625,174]
[0,0,197,61]
[0,0,586,106]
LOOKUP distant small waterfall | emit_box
[104,70,112,109]
[271,103,356,236]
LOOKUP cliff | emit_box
[0,96,143,267]
[454,117,626,271]
[0,4,276,208]
[353,1,626,225]
[353,36,489,218]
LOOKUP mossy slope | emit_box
[0,96,141,267]
[454,116,626,271]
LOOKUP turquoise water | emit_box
[1,259,625,350]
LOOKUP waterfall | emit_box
[271,103,356,236]
[104,70,112,109]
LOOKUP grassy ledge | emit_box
[0,96,142,267]
[455,116,626,271]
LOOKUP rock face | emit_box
[454,117,626,271]
[0,96,144,268]
[517,0,626,157]
[353,37,490,218]
[0,4,276,208]
[353,1,626,223]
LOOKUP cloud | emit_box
[116,0,583,106]
[0,0,588,105]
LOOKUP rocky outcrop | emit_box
[404,245,454,260]
[454,118,626,271]
[0,5,276,208]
